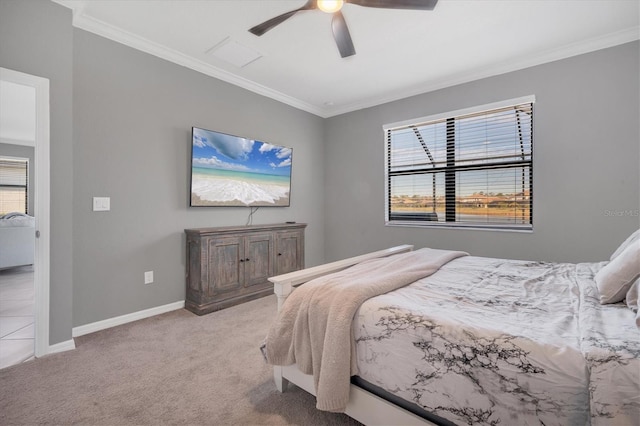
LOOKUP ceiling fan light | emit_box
[317,0,344,13]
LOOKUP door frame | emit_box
[1,67,50,357]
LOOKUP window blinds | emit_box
[0,157,29,215]
[385,98,533,230]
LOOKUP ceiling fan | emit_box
[249,0,438,58]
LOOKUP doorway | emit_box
[0,67,50,366]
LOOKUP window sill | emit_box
[385,221,533,233]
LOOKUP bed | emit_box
[262,233,640,426]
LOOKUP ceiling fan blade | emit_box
[249,0,316,36]
[331,11,356,58]
[347,0,438,10]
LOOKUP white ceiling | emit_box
[53,0,639,118]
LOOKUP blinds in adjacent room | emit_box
[385,97,534,230]
[0,157,29,215]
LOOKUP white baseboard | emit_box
[46,338,76,355]
[72,300,185,338]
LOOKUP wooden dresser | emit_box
[184,223,306,315]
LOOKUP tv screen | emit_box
[190,127,292,207]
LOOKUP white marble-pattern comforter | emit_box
[353,256,640,426]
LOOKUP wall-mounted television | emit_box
[190,127,292,207]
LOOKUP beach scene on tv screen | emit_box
[191,128,292,206]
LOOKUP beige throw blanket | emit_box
[263,248,468,412]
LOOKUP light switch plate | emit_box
[93,197,110,211]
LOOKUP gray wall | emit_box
[72,31,325,326]
[324,41,640,263]
[0,0,74,345]
[0,143,35,214]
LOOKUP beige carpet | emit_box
[0,294,361,425]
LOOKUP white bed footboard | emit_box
[267,244,436,426]
[268,244,414,310]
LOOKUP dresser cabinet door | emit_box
[208,236,243,296]
[275,230,304,275]
[244,233,274,287]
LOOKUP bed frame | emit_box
[268,244,437,426]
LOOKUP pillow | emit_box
[626,279,639,312]
[610,229,640,261]
[596,240,640,304]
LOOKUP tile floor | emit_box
[0,265,34,369]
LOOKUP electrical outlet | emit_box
[144,271,154,284]
[92,197,110,211]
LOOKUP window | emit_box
[385,96,534,231]
[0,157,29,215]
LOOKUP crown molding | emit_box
[53,1,638,119]
[326,26,640,117]
[62,4,327,117]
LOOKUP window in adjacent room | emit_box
[0,156,29,215]
[384,96,534,231]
